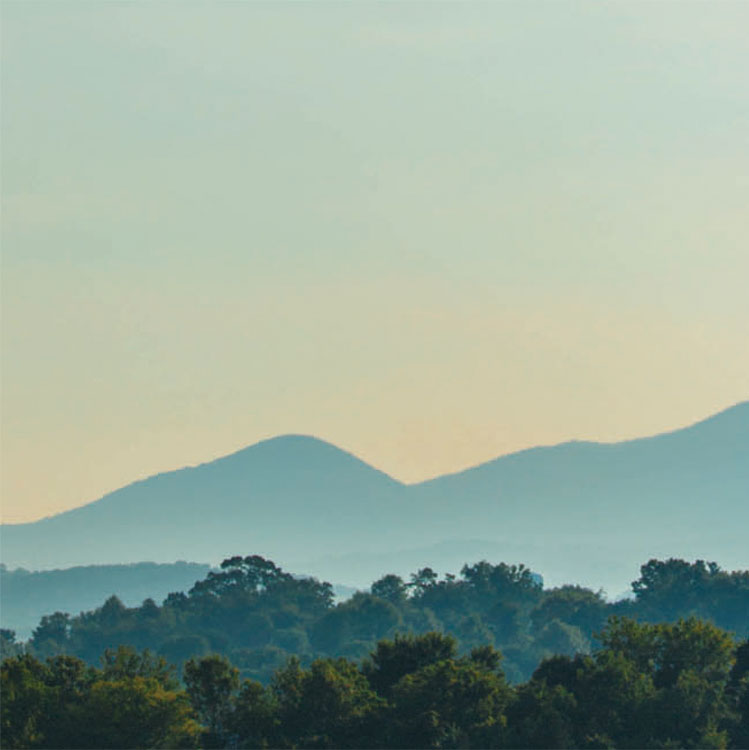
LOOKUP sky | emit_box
[1,1,748,524]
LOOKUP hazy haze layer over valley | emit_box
[0,563,210,639]
[2,402,747,597]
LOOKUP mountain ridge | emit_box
[413,400,749,487]
[1,401,746,594]
[5,401,746,527]
[3,433,403,528]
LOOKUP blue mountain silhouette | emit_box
[2,402,747,594]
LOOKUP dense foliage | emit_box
[11,556,749,686]
[1,647,200,748]
[3,621,749,749]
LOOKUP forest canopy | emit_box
[3,620,749,749]
[7,555,747,686]
[2,556,748,748]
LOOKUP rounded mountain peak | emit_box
[207,433,400,486]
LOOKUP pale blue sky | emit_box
[2,1,748,522]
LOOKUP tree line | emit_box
[3,618,749,748]
[6,556,748,687]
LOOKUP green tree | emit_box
[461,561,542,605]
[29,613,71,657]
[371,574,408,605]
[535,619,589,658]
[184,654,240,748]
[76,676,200,749]
[388,653,511,748]
[0,629,23,661]
[0,654,49,749]
[41,655,96,748]
[599,616,735,689]
[531,586,608,638]
[100,645,177,689]
[272,656,383,748]
[728,640,749,749]
[504,680,578,749]
[363,632,458,698]
[0,651,199,750]
[408,567,439,596]
[228,679,278,749]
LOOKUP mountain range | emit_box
[2,402,747,596]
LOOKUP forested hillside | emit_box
[3,621,748,748]
[3,555,748,748]
[8,555,748,686]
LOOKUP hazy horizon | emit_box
[3,398,746,527]
[2,1,748,524]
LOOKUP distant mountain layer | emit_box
[0,562,359,640]
[2,402,747,595]
[0,562,211,640]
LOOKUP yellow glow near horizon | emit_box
[2,2,748,523]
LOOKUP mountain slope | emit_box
[410,401,749,538]
[1,403,747,593]
[0,435,407,570]
[397,402,749,589]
